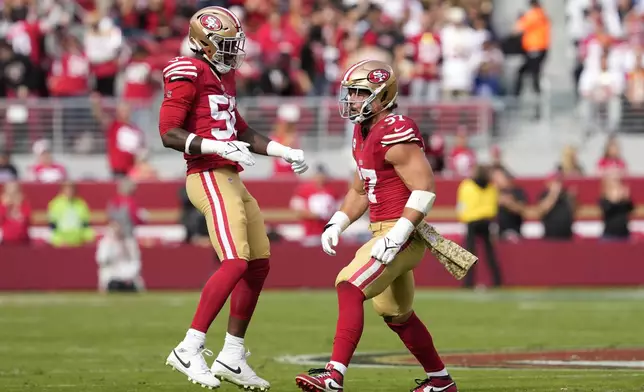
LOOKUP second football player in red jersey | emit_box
[158,6,308,391]
[295,60,458,392]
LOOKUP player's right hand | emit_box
[216,141,256,166]
[321,223,342,256]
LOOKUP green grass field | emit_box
[1,289,644,391]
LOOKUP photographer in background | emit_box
[96,220,145,293]
[457,165,503,288]
[599,174,634,241]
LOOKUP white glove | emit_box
[321,223,342,256]
[370,218,415,265]
[267,141,308,174]
[205,140,256,166]
[321,211,351,256]
[283,148,308,174]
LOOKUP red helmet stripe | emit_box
[343,59,372,82]
[213,6,241,29]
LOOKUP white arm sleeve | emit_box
[405,190,436,215]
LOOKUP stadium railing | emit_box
[0,95,551,154]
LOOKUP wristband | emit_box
[387,217,415,243]
[325,211,351,232]
[185,133,197,154]
[200,139,223,155]
[266,140,290,158]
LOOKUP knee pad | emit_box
[372,300,412,320]
[383,310,414,325]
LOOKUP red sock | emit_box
[387,312,445,373]
[230,258,270,320]
[330,282,366,367]
[190,258,247,333]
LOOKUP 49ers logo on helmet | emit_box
[199,14,222,31]
[367,69,390,84]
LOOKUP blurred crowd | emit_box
[0,0,507,102]
[0,0,641,256]
[454,134,634,251]
[0,176,147,291]
[568,0,644,134]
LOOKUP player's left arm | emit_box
[235,124,271,155]
[237,122,308,174]
[387,143,436,228]
[370,142,436,264]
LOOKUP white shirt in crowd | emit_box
[84,18,123,65]
[584,39,628,73]
[566,0,593,41]
[95,232,144,292]
[598,0,625,37]
[579,66,625,98]
[440,24,481,92]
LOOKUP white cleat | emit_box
[212,351,270,391]
[165,344,221,389]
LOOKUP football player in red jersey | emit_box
[295,60,458,392]
[159,7,308,391]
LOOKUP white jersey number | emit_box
[358,167,378,203]
[383,114,404,126]
[209,94,237,140]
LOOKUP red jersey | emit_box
[6,21,44,65]
[290,182,337,237]
[159,56,249,175]
[270,134,297,177]
[408,32,441,80]
[106,120,144,173]
[352,114,424,223]
[122,59,156,101]
[449,147,476,178]
[31,163,67,183]
[597,157,627,175]
[0,201,30,244]
[48,53,90,97]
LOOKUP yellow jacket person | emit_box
[456,165,502,288]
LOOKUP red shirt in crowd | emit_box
[408,32,441,80]
[6,21,45,65]
[107,120,145,174]
[122,59,157,101]
[290,182,338,238]
[271,134,298,177]
[48,53,90,97]
[31,163,67,183]
[254,17,304,64]
[0,201,31,244]
[597,157,627,175]
[449,146,477,178]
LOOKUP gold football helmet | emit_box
[188,6,245,74]
[339,59,398,124]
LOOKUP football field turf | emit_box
[1,289,644,391]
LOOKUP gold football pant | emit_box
[186,167,271,261]
[336,220,426,317]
